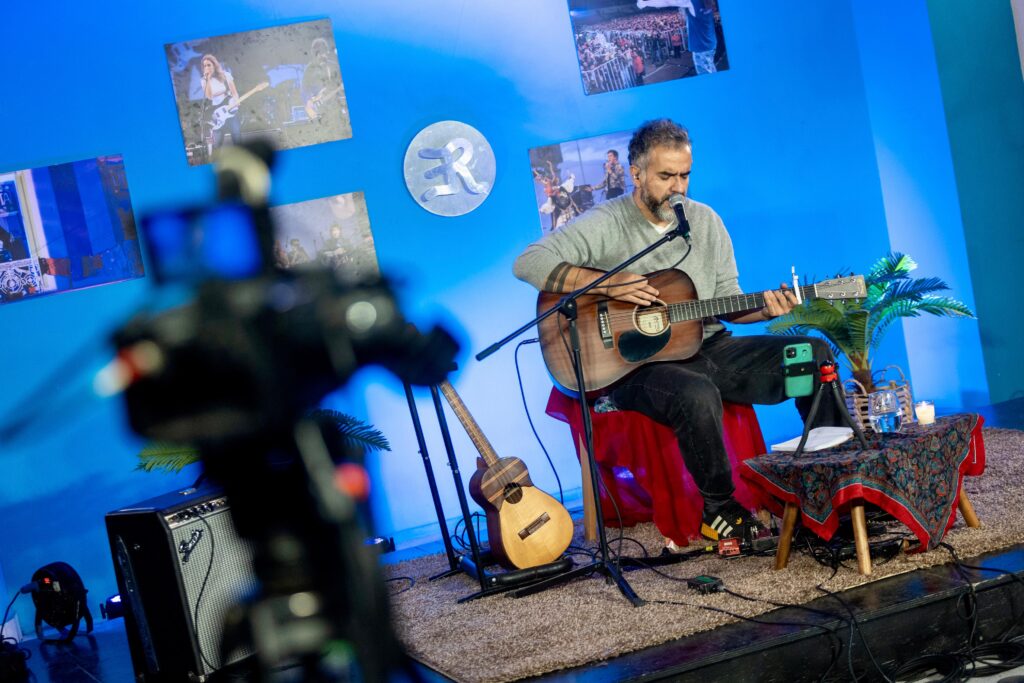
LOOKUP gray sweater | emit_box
[513,194,742,337]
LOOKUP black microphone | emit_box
[668,193,691,244]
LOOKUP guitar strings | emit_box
[593,285,819,325]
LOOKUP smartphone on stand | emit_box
[783,342,814,397]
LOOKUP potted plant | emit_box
[136,408,390,473]
[766,252,975,392]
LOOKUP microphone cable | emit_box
[514,338,564,504]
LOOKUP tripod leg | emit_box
[830,381,868,447]
[792,384,825,458]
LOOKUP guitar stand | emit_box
[403,380,573,603]
[790,360,869,458]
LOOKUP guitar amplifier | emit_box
[105,486,256,682]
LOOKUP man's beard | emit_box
[640,186,676,223]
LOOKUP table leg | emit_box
[774,502,799,570]
[958,487,981,528]
[851,503,872,575]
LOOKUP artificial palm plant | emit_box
[766,252,975,392]
[136,408,390,473]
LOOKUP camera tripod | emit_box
[790,359,868,458]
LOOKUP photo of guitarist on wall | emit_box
[300,37,349,141]
[165,18,352,166]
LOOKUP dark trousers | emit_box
[609,333,841,504]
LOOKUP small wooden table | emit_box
[740,414,986,575]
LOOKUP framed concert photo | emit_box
[164,18,352,166]
[528,128,634,233]
[568,0,728,95]
[268,191,379,280]
[0,155,144,305]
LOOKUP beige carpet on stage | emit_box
[386,427,1024,683]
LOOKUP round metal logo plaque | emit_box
[403,121,495,217]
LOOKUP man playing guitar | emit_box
[300,37,349,141]
[514,119,845,545]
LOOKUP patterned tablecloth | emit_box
[740,414,986,551]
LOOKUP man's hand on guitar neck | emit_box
[726,283,800,323]
[544,263,659,305]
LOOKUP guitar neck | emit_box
[233,83,268,106]
[438,381,501,468]
[668,283,818,322]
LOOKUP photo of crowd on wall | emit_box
[529,128,634,233]
[269,191,379,280]
[165,18,352,166]
[568,0,728,95]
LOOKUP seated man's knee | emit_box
[670,378,721,417]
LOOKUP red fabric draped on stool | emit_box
[546,387,768,547]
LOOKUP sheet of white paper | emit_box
[771,427,854,453]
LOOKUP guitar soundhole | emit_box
[632,300,669,336]
[503,483,523,504]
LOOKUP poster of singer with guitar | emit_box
[200,54,242,150]
[164,19,352,166]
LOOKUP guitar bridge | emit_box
[518,512,551,540]
[597,302,614,348]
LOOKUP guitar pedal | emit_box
[717,538,741,556]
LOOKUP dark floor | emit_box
[8,397,1024,683]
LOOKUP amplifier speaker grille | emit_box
[106,487,256,682]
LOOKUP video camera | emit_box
[116,148,456,446]
[110,142,458,681]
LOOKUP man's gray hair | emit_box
[628,119,691,171]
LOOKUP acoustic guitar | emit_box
[209,82,270,131]
[438,381,574,570]
[537,269,866,397]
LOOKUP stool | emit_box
[774,488,981,575]
[546,388,768,546]
[740,414,987,576]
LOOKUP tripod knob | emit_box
[818,360,838,384]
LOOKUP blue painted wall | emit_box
[927,0,1024,404]
[851,1,989,412]
[2,0,1008,636]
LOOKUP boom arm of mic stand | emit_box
[476,225,686,362]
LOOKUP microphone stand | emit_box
[476,217,691,607]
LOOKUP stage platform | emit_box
[11,398,1024,683]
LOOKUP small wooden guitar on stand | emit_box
[438,381,573,570]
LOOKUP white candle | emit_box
[915,400,935,425]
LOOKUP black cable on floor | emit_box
[814,580,894,683]
[890,653,966,682]
[647,595,844,683]
[386,577,416,596]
